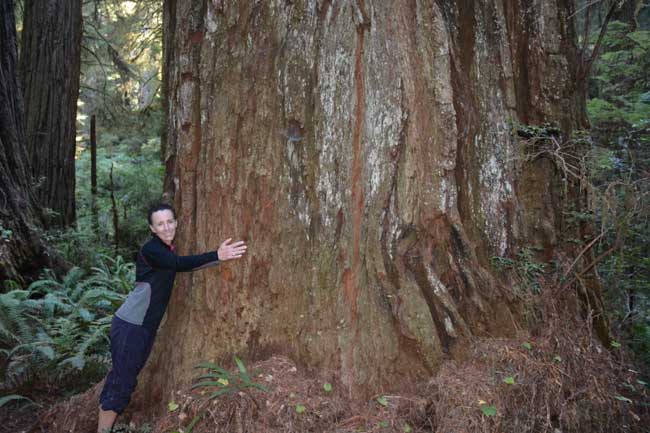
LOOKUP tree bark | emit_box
[19,0,83,227]
[0,0,65,284]
[139,0,592,404]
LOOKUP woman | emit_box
[97,203,246,432]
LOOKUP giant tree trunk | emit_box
[0,0,64,284]
[18,0,82,227]
[140,0,588,403]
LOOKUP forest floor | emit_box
[24,301,650,433]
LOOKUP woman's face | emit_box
[149,209,177,245]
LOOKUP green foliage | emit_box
[585,17,650,372]
[70,0,165,261]
[0,394,35,408]
[192,357,268,401]
[513,122,562,139]
[491,248,546,294]
[74,138,164,257]
[480,404,497,417]
[588,21,650,128]
[0,256,131,390]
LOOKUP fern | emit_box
[1,254,134,386]
[0,291,36,347]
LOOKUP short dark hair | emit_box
[147,203,176,225]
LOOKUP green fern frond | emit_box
[78,288,125,309]
[61,267,86,293]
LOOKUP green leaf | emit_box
[481,405,497,417]
[217,378,229,386]
[191,380,227,389]
[207,388,232,400]
[0,394,35,408]
[377,396,389,407]
[168,401,179,412]
[195,362,230,376]
[610,340,621,348]
[323,382,332,392]
[36,345,55,360]
[185,413,203,433]
[242,382,268,392]
[503,376,515,385]
[637,380,648,387]
[379,420,389,428]
[403,424,413,432]
[234,356,247,375]
[59,355,85,370]
[522,342,532,351]
[295,404,306,414]
[553,355,562,363]
[614,395,632,403]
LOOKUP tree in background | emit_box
[135,0,603,403]
[583,1,650,366]
[18,0,83,227]
[0,0,64,283]
[71,0,164,256]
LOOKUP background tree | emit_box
[0,0,64,283]
[70,0,164,258]
[18,0,83,227]
[136,0,601,403]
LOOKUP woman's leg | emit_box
[97,409,118,433]
[98,317,155,432]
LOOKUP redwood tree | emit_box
[19,0,83,227]
[0,0,63,283]
[138,0,599,404]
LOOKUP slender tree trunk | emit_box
[109,163,119,254]
[612,0,640,29]
[138,0,600,405]
[19,0,83,227]
[0,0,65,284]
[90,114,98,231]
[160,0,177,198]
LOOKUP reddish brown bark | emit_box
[19,0,83,227]
[138,0,594,407]
[0,0,65,283]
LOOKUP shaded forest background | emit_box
[0,0,649,432]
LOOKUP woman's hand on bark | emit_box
[218,238,247,261]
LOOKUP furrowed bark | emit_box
[137,0,601,407]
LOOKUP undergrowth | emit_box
[0,255,132,396]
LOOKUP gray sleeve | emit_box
[115,282,152,325]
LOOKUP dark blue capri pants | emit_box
[99,316,156,414]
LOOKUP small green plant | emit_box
[481,404,497,417]
[192,356,267,400]
[376,395,389,407]
[491,248,546,294]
